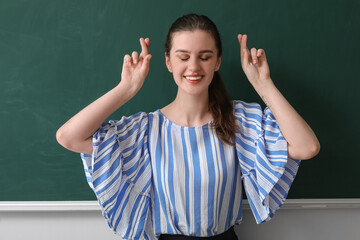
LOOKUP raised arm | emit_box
[56,38,152,154]
[237,34,320,160]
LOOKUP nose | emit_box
[188,58,200,72]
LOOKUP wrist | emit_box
[251,78,275,95]
[114,83,136,101]
[251,79,280,108]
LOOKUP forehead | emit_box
[170,30,217,52]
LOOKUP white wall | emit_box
[0,211,118,240]
[237,208,360,240]
[1,200,360,240]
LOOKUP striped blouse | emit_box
[81,100,300,240]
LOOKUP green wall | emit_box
[1,0,359,200]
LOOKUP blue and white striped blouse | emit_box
[81,100,300,240]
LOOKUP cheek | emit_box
[168,65,182,83]
[170,63,185,76]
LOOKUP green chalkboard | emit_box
[1,0,359,201]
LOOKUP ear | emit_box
[215,56,222,72]
[165,53,172,73]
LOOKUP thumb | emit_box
[141,54,152,70]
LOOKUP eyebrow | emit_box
[175,49,214,54]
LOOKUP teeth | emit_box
[186,76,202,80]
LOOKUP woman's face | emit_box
[165,30,221,97]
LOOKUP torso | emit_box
[147,110,243,236]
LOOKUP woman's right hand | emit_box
[57,38,152,154]
[120,37,152,97]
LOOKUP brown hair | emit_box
[165,14,237,145]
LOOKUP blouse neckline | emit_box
[155,109,213,129]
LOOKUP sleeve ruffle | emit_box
[81,112,155,239]
[234,101,301,224]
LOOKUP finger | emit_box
[123,54,132,66]
[240,34,249,53]
[257,49,267,62]
[139,37,149,58]
[238,34,250,65]
[141,54,152,72]
[237,34,242,42]
[144,38,150,47]
[251,48,257,64]
[237,34,243,55]
[132,51,139,64]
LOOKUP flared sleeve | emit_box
[81,112,155,239]
[234,100,301,224]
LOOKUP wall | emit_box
[1,200,360,240]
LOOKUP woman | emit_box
[57,14,319,240]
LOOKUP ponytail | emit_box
[208,72,237,145]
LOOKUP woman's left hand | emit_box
[238,34,272,87]
[238,34,320,160]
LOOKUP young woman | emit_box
[57,14,319,240]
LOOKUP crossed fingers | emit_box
[238,34,265,65]
[124,38,150,65]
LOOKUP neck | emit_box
[163,90,212,127]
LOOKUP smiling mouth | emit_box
[184,75,203,81]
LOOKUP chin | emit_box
[180,86,209,97]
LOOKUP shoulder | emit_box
[116,110,166,126]
[101,112,150,135]
[233,100,265,137]
[116,111,149,125]
[233,100,263,121]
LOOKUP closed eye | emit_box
[199,54,213,61]
[177,55,212,61]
